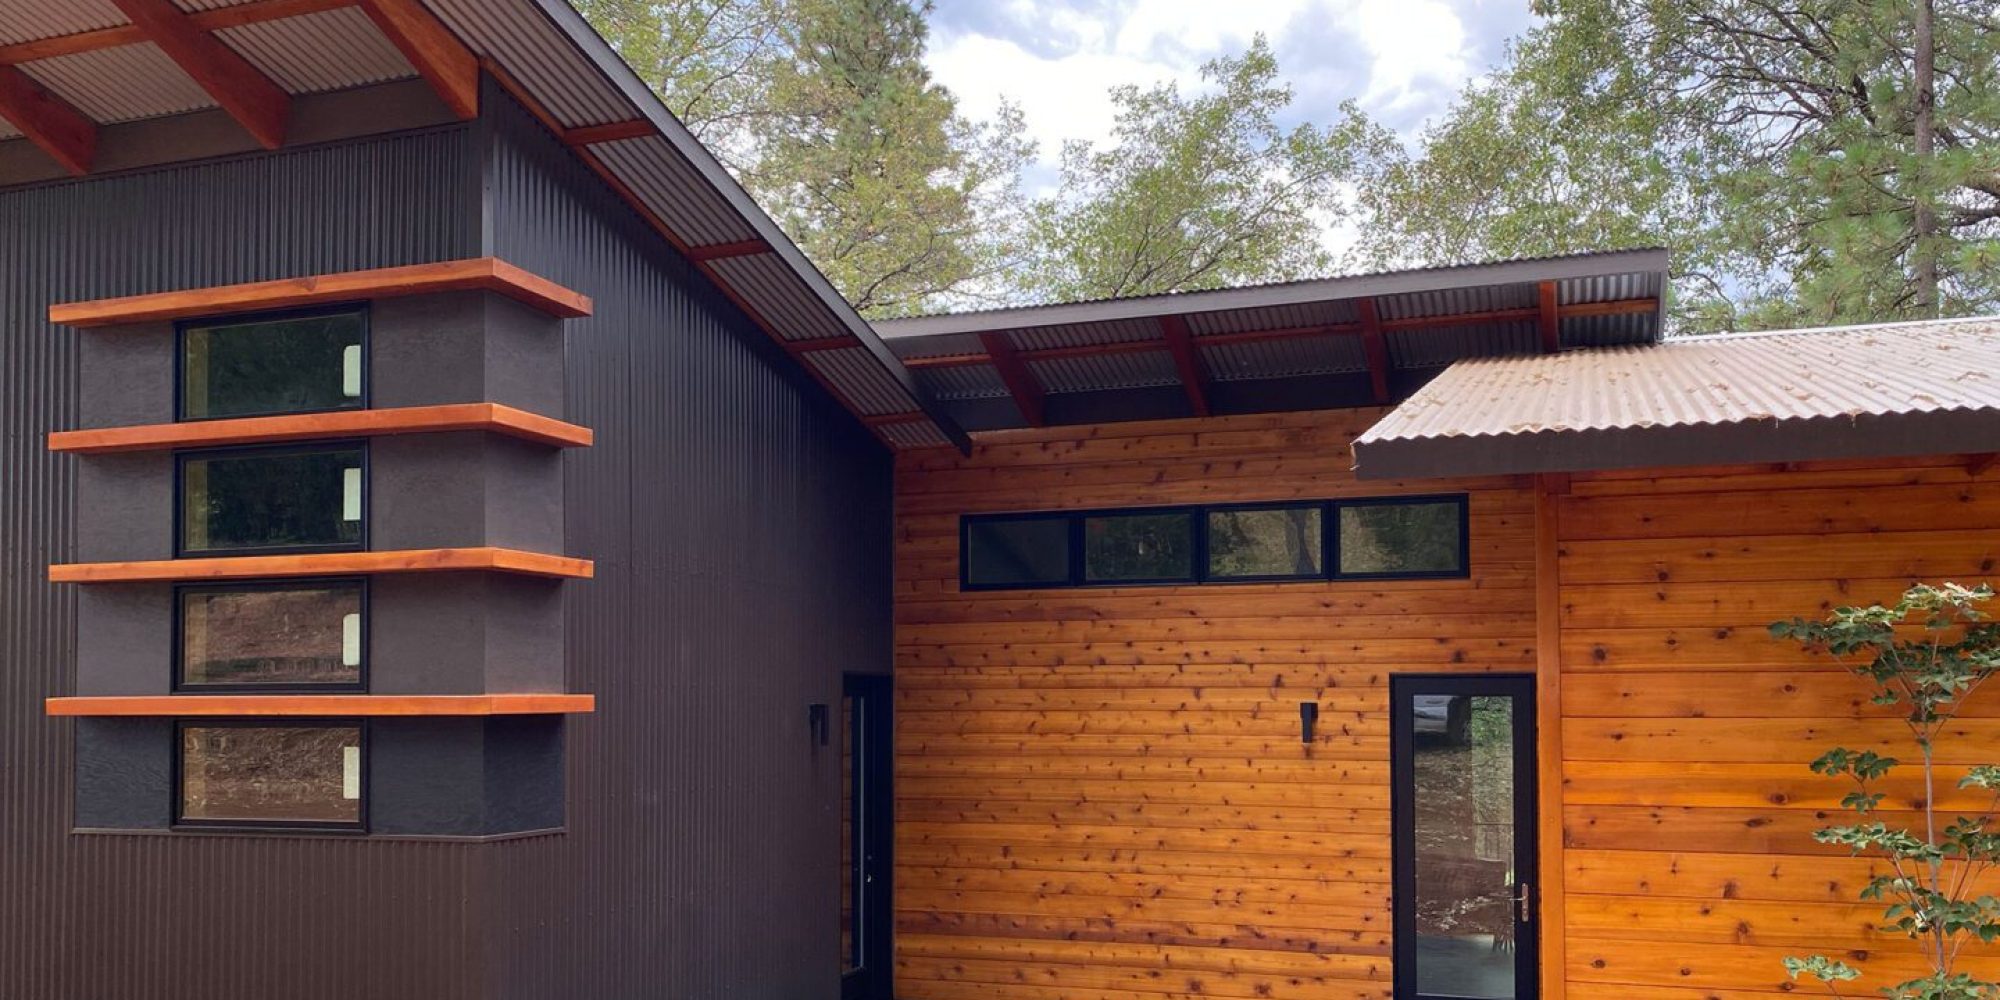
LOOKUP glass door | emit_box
[1391,675,1539,1000]
[840,674,893,1000]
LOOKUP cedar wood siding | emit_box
[893,407,2000,999]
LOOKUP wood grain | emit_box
[47,257,593,327]
[45,694,594,716]
[49,547,594,583]
[48,402,593,454]
[0,64,95,174]
[108,0,291,149]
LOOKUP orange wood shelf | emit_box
[46,694,596,717]
[48,402,593,454]
[48,547,594,584]
[47,258,592,326]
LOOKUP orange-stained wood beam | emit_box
[1158,315,1210,417]
[46,694,596,717]
[48,402,592,454]
[356,0,478,119]
[1538,280,1562,353]
[1356,298,1391,404]
[50,547,594,584]
[979,332,1046,427]
[49,258,592,327]
[108,0,291,149]
[0,0,354,64]
[0,65,95,174]
[685,238,772,262]
[562,119,654,145]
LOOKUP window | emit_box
[962,494,1468,589]
[963,515,1071,588]
[178,443,364,555]
[1083,511,1194,583]
[1338,497,1467,578]
[177,722,364,829]
[1207,504,1324,580]
[179,309,365,420]
[178,582,364,690]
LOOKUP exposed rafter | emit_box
[562,119,654,145]
[108,0,291,149]
[979,332,1047,427]
[0,0,353,65]
[357,0,478,120]
[1158,315,1210,416]
[0,65,95,174]
[1538,280,1562,353]
[1355,298,1391,404]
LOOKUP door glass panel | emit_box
[840,694,860,974]
[1412,694,1518,998]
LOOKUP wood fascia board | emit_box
[0,64,96,174]
[49,547,595,583]
[356,0,478,119]
[46,694,597,717]
[48,258,593,326]
[108,0,292,149]
[48,403,593,454]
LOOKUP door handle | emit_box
[1515,882,1533,924]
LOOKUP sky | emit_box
[923,0,1536,195]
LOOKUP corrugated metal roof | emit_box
[18,44,217,123]
[918,363,1011,400]
[1202,335,1368,380]
[1353,315,2000,478]
[1030,350,1180,393]
[706,252,851,341]
[426,0,634,126]
[217,7,416,94]
[0,0,123,45]
[801,347,921,416]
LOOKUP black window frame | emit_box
[959,493,1470,591]
[174,439,369,558]
[175,304,371,423]
[1078,508,1200,586]
[172,717,369,834]
[172,578,369,694]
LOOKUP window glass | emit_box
[1083,511,1193,583]
[1338,500,1465,576]
[180,583,363,689]
[181,310,365,420]
[179,724,363,827]
[964,516,1070,588]
[1207,506,1324,579]
[180,445,363,554]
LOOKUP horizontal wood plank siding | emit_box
[893,409,1534,1000]
[1556,455,2000,994]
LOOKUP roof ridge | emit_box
[1665,313,2000,344]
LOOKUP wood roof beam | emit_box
[0,65,95,174]
[979,332,1047,427]
[1159,315,1210,417]
[0,0,354,65]
[357,0,478,120]
[1538,280,1562,353]
[1356,298,1391,404]
[108,0,291,149]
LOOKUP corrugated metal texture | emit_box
[1184,296,1358,334]
[1008,316,1159,352]
[588,136,759,246]
[1353,316,2000,478]
[1203,334,1368,380]
[707,252,853,341]
[479,85,892,1000]
[217,7,417,94]
[19,44,217,123]
[0,0,123,45]
[915,363,1010,400]
[803,346,924,414]
[426,0,634,127]
[1389,320,1538,368]
[0,125,485,1000]
[879,419,951,448]
[1030,349,1179,393]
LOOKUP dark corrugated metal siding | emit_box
[0,126,486,999]
[477,83,892,1000]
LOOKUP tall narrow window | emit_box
[180,309,366,420]
[179,443,364,555]
[178,582,364,690]
[177,722,364,829]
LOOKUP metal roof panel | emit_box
[19,43,215,123]
[216,7,415,95]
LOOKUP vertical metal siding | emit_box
[0,125,485,1000]
[478,86,892,1000]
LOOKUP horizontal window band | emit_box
[49,547,594,584]
[50,402,592,453]
[47,258,592,327]
[47,694,595,717]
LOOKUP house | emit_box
[1,2,1996,999]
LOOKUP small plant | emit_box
[1772,583,2000,1000]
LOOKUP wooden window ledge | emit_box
[46,694,596,717]
[49,403,593,454]
[49,547,594,584]
[47,258,592,327]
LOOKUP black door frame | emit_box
[1389,673,1540,1000]
[841,673,894,1000]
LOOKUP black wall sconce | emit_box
[808,703,830,747]
[1299,701,1319,744]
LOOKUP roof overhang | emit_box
[1352,316,2000,479]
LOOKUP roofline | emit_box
[873,248,1672,340]
[526,0,972,453]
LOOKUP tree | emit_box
[569,0,787,156]
[1014,37,1390,304]
[1771,583,2000,1000]
[1354,0,2000,330]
